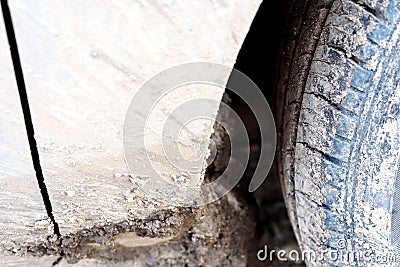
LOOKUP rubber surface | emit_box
[275,0,400,265]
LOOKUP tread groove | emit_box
[348,0,385,21]
[297,141,345,167]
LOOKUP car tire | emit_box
[274,0,400,265]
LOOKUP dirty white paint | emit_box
[0,7,52,253]
[1,0,262,257]
[0,255,60,266]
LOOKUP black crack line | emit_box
[1,0,61,237]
